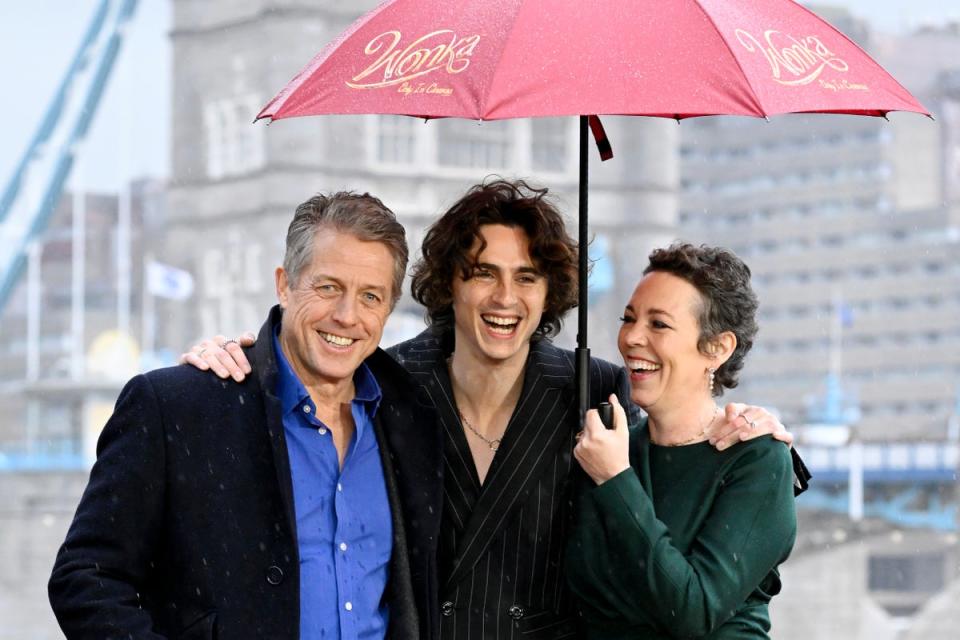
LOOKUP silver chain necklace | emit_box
[458,411,503,452]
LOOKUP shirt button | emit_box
[337,482,343,492]
[339,542,348,551]
[302,405,311,414]
[318,427,327,435]
[508,605,525,620]
[441,601,454,617]
[344,602,353,611]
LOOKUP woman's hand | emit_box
[707,403,794,450]
[574,394,631,485]
[178,332,257,381]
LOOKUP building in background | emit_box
[2,3,959,639]
[0,179,166,470]
[679,11,960,442]
[676,13,960,637]
[0,178,168,638]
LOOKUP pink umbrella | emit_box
[256,0,930,418]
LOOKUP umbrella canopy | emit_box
[256,0,930,419]
[258,0,927,121]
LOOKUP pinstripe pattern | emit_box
[390,329,633,640]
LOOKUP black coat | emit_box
[389,329,632,639]
[48,306,442,640]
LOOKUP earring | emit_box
[707,367,716,394]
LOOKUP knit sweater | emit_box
[565,419,797,639]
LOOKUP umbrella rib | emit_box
[477,2,528,120]
[689,0,768,118]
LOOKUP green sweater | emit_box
[565,420,797,639]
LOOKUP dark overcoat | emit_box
[49,306,443,640]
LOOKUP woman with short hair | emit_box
[567,243,797,639]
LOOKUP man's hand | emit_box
[706,402,794,451]
[574,394,631,485]
[179,332,257,382]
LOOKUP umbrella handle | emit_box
[598,402,614,430]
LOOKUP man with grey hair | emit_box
[49,192,437,640]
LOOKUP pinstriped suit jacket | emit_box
[389,328,633,640]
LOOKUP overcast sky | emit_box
[0,0,957,192]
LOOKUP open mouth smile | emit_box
[625,358,661,373]
[482,314,520,335]
[319,331,356,347]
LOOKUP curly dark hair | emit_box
[644,243,759,396]
[410,178,578,339]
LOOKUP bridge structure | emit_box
[0,0,139,310]
[798,435,958,531]
[0,0,144,473]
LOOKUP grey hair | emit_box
[283,192,408,307]
[644,243,758,396]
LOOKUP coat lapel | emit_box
[383,331,454,640]
[444,340,576,590]
[369,347,445,560]
[251,306,299,549]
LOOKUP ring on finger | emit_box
[198,347,208,357]
[220,339,239,349]
[749,419,757,430]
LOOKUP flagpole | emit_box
[70,159,86,381]
[26,241,42,383]
[141,253,155,356]
[117,181,132,338]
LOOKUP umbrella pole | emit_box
[576,116,590,423]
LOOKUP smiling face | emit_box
[276,227,395,392]
[451,224,548,367]
[617,271,722,413]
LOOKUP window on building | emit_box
[203,94,265,180]
[437,119,513,169]
[376,115,419,165]
[531,118,570,173]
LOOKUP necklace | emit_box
[458,411,503,452]
[656,405,721,447]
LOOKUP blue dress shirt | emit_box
[273,330,392,640]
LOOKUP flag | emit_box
[146,261,194,301]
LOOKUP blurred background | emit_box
[0,1,957,638]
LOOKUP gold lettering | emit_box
[819,78,869,92]
[426,82,453,96]
[350,31,403,84]
[448,35,480,73]
[735,28,850,87]
[347,29,480,90]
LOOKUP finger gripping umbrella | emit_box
[256,0,929,420]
